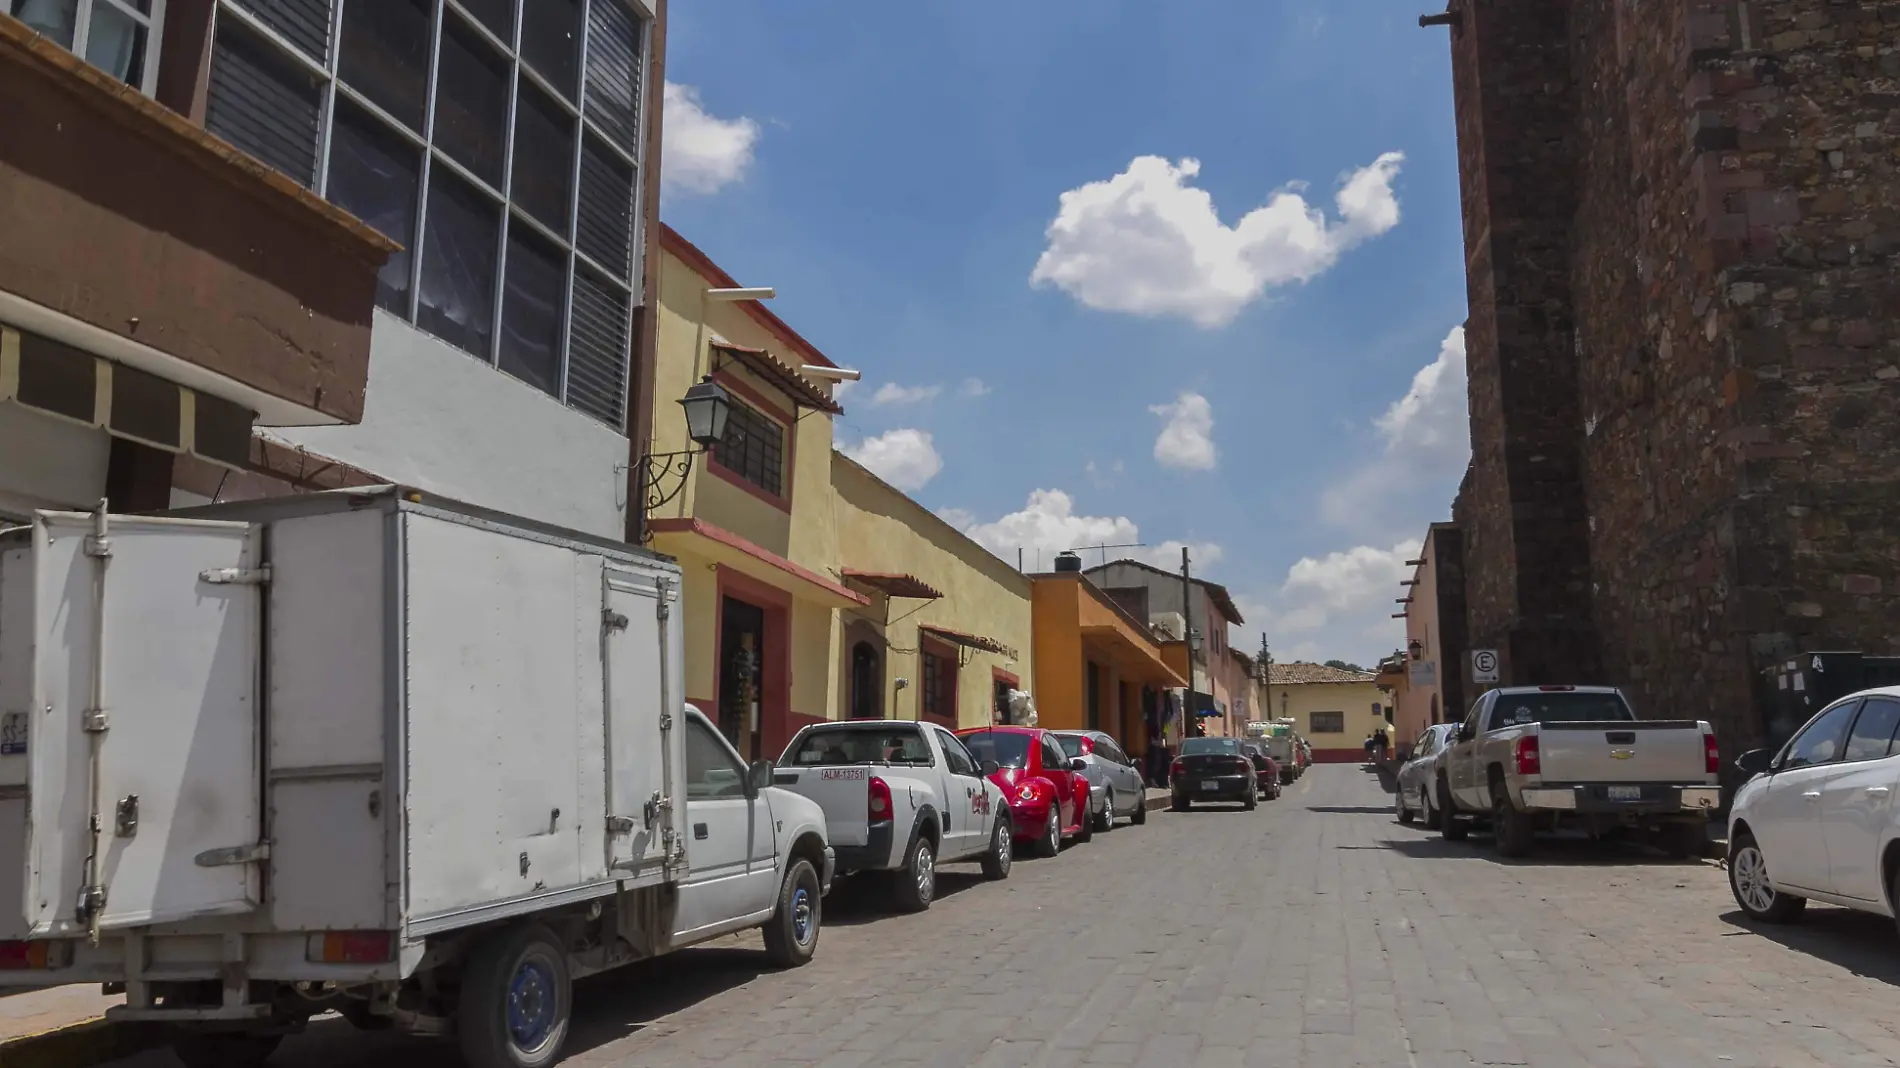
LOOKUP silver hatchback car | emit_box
[1053,730,1149,831]
[1395,723,1456,829]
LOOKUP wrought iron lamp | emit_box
[642,376,733,512]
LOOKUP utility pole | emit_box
[1180,546,1198,746]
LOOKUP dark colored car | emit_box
[1240,743,1283,802]
[957,726,1093,857]
[1170,737,1259,811]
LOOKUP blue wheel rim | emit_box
[792,886,813,944]
[507,958,557,1051]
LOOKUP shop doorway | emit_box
[718,597,766,759]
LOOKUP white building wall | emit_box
[0,404,110,518]
[268,313,631,540]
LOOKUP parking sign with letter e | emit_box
[1471,649,1500,684]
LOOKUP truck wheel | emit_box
[892,833,936,912]
[981,818,1013,880]
[1094,789,1115,832]
[1492,786,1534,858]
[172,1032,283,1068]
[1730,833,1805,923]
[1036,807,1062,857]
[457,925,571,1068]
[763,857,823,966]
[1437,780,1468,842]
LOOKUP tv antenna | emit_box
[1068,542,1147,568]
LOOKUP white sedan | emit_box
[1728,685,1900,925]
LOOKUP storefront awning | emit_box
[920,625,1016,660]
[1081,624,1189,690]
[647,518,870,610]
[711,343,843,415]
[842,570,943,600]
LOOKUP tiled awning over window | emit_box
[0,324,254,471]
[711,343,843,415]
[920,625,1015,660]
[842,570,943,600]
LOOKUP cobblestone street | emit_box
[104,766,1900,1068]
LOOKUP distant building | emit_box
[1266,662,1386,763]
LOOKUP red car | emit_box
[1240,743,1283,801]
[957,726,1092,857]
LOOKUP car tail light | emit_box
[1514,735,1540,776]
[868,776,892,821]
[1017,782,1041,801]
[0,941,65,970]
[1170,758,1185,777]
[1704,731,1720,775]
[307,931,395,964]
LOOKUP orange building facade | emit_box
[1029,572,1185,763]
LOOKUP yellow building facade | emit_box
[1265,663,1389,763]
[830,454,1033,729]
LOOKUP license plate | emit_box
[1607,786,1641,801]
[1200,780,1218,790]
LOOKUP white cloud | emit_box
[839,430,943,492]
[958,377,992,398]
[869,382,943,406]
[1084,459,1125,488]
[1319,325,1469,536]
[1029,152,1406,328]
[1150,392,1217,471]
[831,379,856,403]
[1246,540,1421,665]
[946,489,1220,574]
[661,83,760,195]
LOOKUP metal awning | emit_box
[919,625,1015,660]
[1,324,252,471]
[711,343,843,415]
[842,570,943,600]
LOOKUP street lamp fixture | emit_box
[641,376,734,516]
[1188,628,1203,653]
[1408,638,1424,661]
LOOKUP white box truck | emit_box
[0,488,834,1068]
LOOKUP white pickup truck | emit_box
[1436,685,1721,857]
[774,720,1012,910]
[0,490,834,1068]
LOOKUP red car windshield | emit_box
[962,731,1031,769]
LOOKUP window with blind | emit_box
[3,0,167,96]
[200,0,648,431]
[1310,711,1345,734]
[711,397,784,499]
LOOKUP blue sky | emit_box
[660,0,1472,667]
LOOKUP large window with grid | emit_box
[3,0,166,95]
[1310,711,1345,734]
[199,0,648,429]
[711,395,784,498]
[920,650,956,722]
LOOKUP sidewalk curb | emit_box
[0,1018,166,1068]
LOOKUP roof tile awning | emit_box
[711,342,843,415]
[920,625,1015,660]
[842,569,943,600]
[648,518,870,610]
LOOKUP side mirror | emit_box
[1069,757,1088,772]
[980,759,1001,776]
[1736,748,1773,776]
[1457,724,1475,743]
[744,759,773,797]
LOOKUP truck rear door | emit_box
[1537,721,1710,783]
[16,512,264,936]
[603,564,681,875]
[770,762,870,847]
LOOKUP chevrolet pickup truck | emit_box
[775,720,1012,911]
[1436,685,1722,857]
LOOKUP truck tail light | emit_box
[868,776,892,821]
[1705,731,1720,775]
[307,931,395,964]
[1514,735,1540,776]
[0,940,67,970]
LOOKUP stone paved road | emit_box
[106,765,1900,1067]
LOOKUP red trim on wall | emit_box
[714,566,794,763]
[645,517,869,607]
[659,224,837,369]
[705,367,794,513]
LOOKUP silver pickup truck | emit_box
[1436,685,1722,857]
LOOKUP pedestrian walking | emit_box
[1363,733,1376,763]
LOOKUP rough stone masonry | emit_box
[1439,0,1900,766]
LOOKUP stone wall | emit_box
[1445,0,1900,759]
